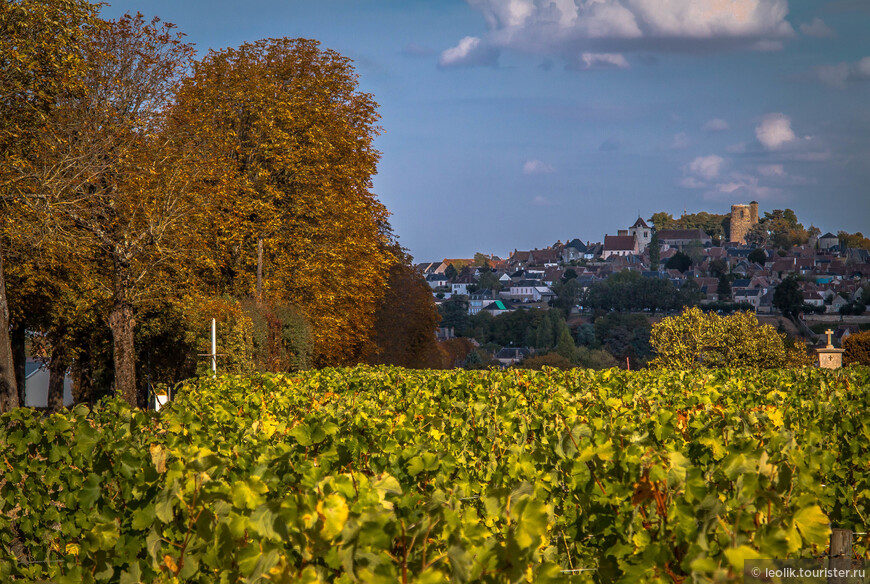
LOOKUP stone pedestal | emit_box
[816,329,844,369]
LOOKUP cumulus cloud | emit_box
[438,36,499,67]
[703,181,784,202]
[572,52,630,70]
[702,118,729,132]
[800,18,836,38]
[757,164,784,177]
[523,159,556,174]
[679,176,706,189]
[686,155,724,180]
[693,170,786,202]
[808,56,870,88]
[440,0,795,68]
[671,132,690,149]
[726,142,748,154]
[755,113,796,150]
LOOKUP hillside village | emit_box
[417,202,870,365]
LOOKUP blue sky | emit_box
[102,0,870,261]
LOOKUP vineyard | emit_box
[2,366,869,583]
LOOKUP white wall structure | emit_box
[25,366,74,408]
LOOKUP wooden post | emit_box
[827,528,852,584]
[211,318,217,377]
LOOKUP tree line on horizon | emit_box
[0,2,442,411]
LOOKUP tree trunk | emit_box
[12,323,26,407]
[109,258,137,407]
[0,242,19,413]
[47,337,68,412]
[256,235,264,302]
[71,350,94,406]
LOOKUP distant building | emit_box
[24,360,73,408]
[730,201,759,245]
[468,289,496,315]
[494,347,530,367]
[628,217,652,251]
[656,229,712,248]
[818,232,839,251]
[603,234,639,259]
[561,238,588,263]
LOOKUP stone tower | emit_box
[730,203,758,245]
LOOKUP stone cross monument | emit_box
[816,329,844,369]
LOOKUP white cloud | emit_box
[444,0,795,68]
[726,141,748,153]
[701,175,786,202]
[532,195,554,206]
[577,52,630,69]
[809,56,870,88]
[716,182,743,194]
[755,113,796,150]
[757,164,784,177]
[800,17,836,38]
[702,118,729,132]
[671,132,690,149]
[679,176,706,189]
[523,159,556,174]
[439,36,499,67]
[686,155,724,180]
[814,63,851,89]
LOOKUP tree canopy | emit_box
[649,211,729,242]
[747,209,809,249]
[1,7,404,408]
[176,37,396,366]
[649,307,812,369]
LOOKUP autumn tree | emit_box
[367,252,442,368]
[649,211,729,242]
[838,231,870,252]
[175,38,395,365]
[748,209,809,249]
[473,252,491,267]
[649,307,812,369]
[0,0,102,411]
[6,14,220,407]
[843,331,870,367]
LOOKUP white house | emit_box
[25,361,73,408]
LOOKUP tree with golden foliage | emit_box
[5,13,222,407]
[649,307,813,370]
[843,330,870,367]
[0,0,102,412]
[175,38,395,365]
